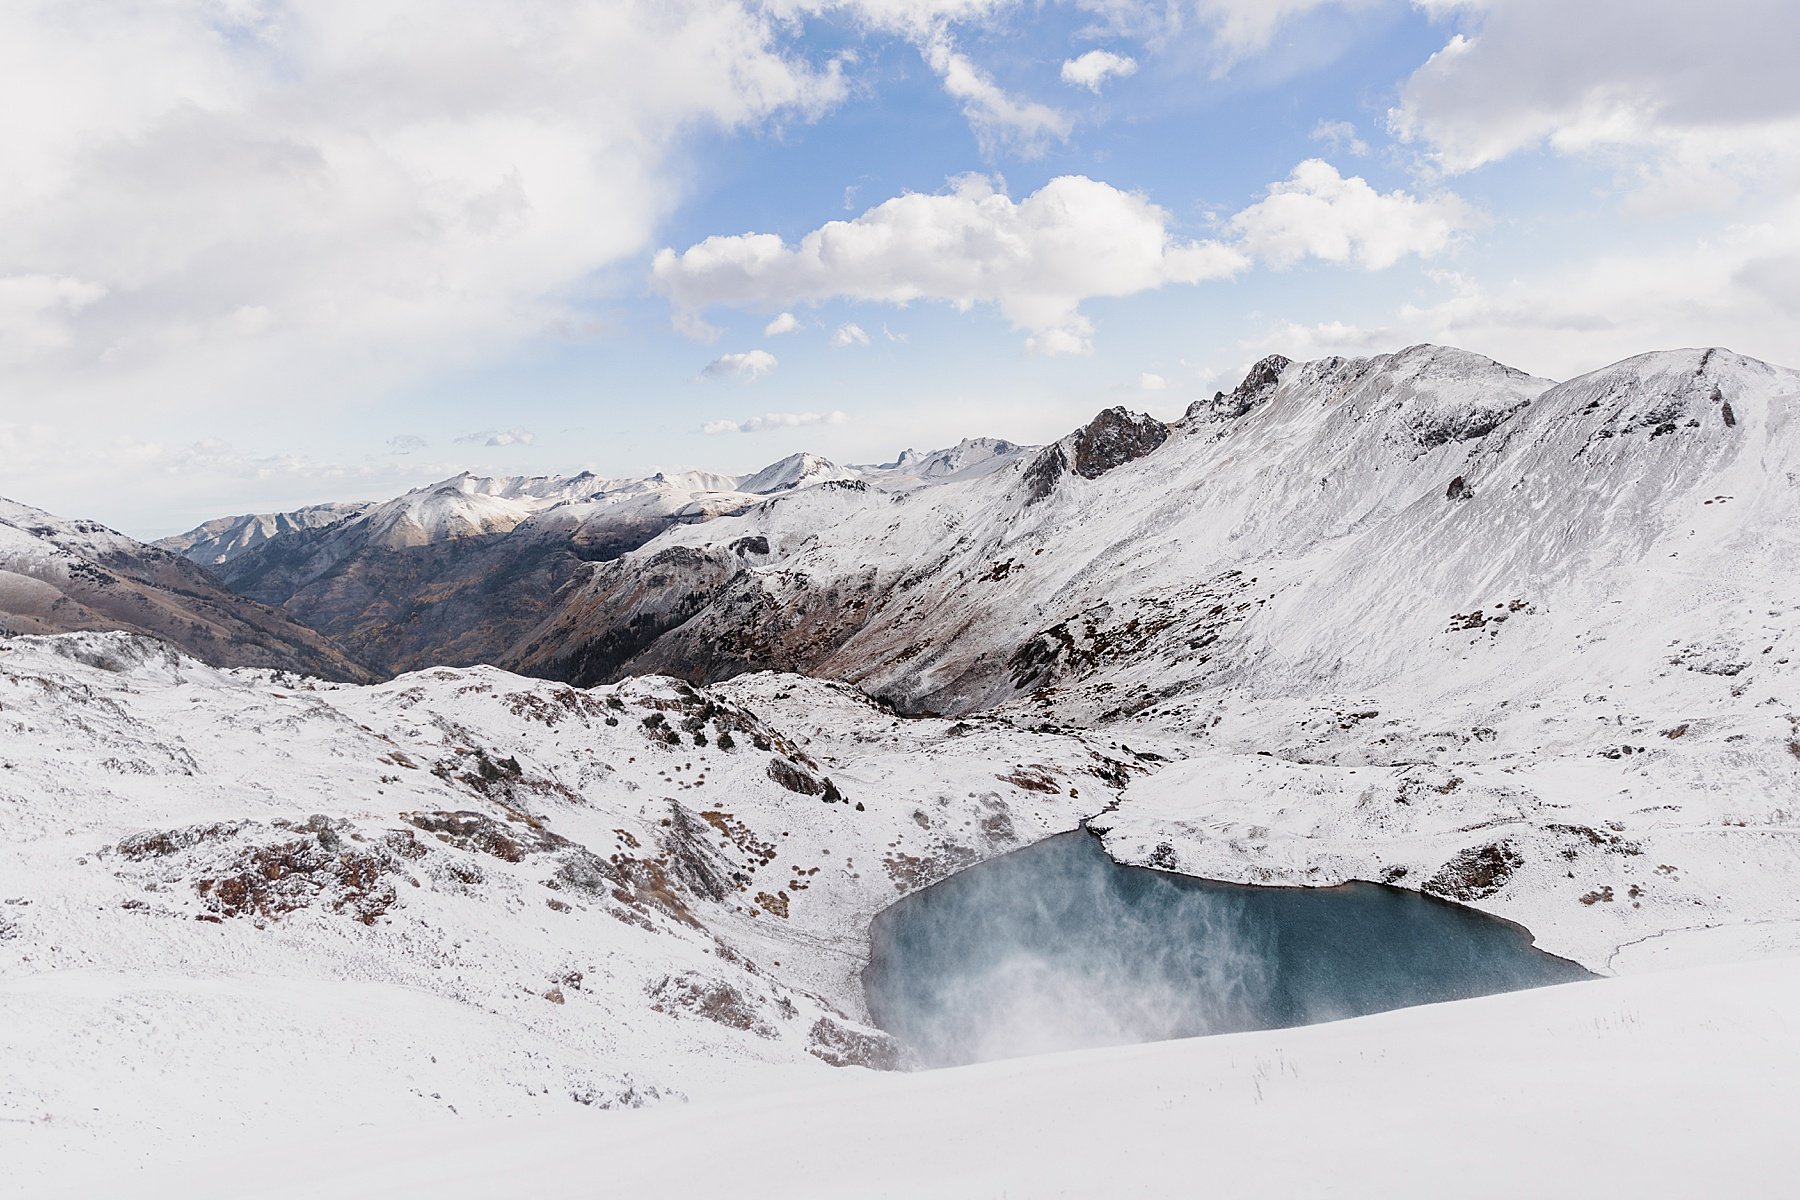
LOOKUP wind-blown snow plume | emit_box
[866,834,1271,1065]
[864,832,1591,1067]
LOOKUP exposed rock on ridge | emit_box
[1026,407,1170,503]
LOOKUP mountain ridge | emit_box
[151,438,1034,676]
[0,497,373,681]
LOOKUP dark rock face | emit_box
[1021,407,1168,505]
[767,757,824,796]
[1022,443,1069,504]
[1070,408,1169,479]
[1190,354,1290,421]
[203,515,683,677]
[1446,475,1474,502]
[1409,401,1529,449]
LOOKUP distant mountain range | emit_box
[12,343,1796,740]
[140,439,1028,675]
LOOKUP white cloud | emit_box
[1240,198,1800,379]
[1309,119,1369,157]
[1390,0,1800,204]
[831,322,872,347]
[1060,50,1138,93]
[763,311,801,336]
[386,434,428,455]
[702,410,849,434]
[1228,160,1473,270]
[652,173,1249,355]
[1193,0,1374,70]
[923,36,1071,157]
[768,1,1013,37]
[0,1,843,418]
[455,429,536,447]
[1394,206,1800,374]
[0,274,107,365]
[1138,372,1168,390]
[700,349,780,379]
[1238,319,1396,366]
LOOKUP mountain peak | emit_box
[738,452,851,494]
[1192,354,1291,422]
[1024,406,1168,502]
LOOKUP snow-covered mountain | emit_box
[158,440,1032,676]
[0,499,370,680]
[153,501,373,567]
[502,344,1800,971]
[515,344,1791,714]
[736,451,859,494]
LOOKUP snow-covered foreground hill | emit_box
[38,958,1800,1199]
[2,628,1796,1194]
[0,631,1124,1191]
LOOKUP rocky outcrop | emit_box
[1025,406,1170,503]
[1190,354,1290,421]
[1070,407,1171,478]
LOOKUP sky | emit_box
[3,0,1797,536]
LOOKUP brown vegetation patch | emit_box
[648,973,776,1038]
[1423,840,1522,901]
[402,809,567,862]
[996,765,1061,794]
[808,1017,902,1070]
[881,843,981,894]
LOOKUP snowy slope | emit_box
[0,632,1128,1189]
[1,623,1794,1191]
[0,499,369,680]
[32,957,1800,1198]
